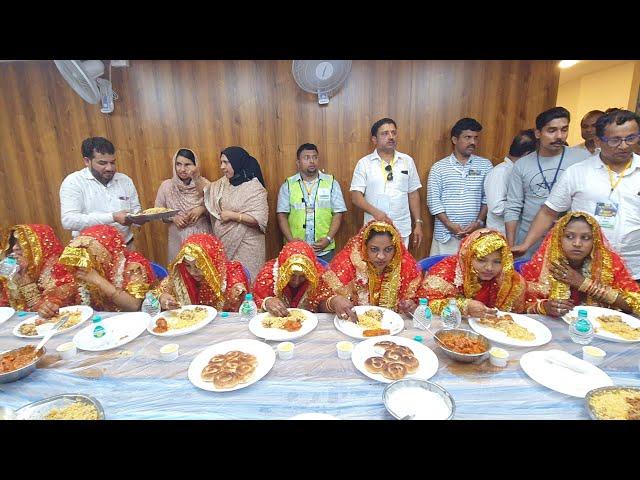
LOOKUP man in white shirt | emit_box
[60,137,143,247]
[484,129,536,234]
[350,118,423,248]
[573,110,604,155]
[513,109,640,280]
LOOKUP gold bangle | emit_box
[261,296,274,311]
[238,213,243,224]
[537,299,548,316]
[326,295,337,313]
[578,278,591,293]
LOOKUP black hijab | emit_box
[222,146,266,188]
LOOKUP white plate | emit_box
[562,305,640,343]
[468,311,552,347]
[0,307,16,325]
[351,335,439,384]
[72,312,150,351]
[12,306,94,339]
[334,305,404,339]
[520,349,613,398]
[147,305,217,337]
[249,308,318,341]
[188,339,276,392]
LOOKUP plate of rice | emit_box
[148,305,217,337]
[563,306,640,343]
[249,308,318,341]
[334,305,404,339]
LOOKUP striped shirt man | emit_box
[427,153,493,250]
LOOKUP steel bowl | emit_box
[585,386,640,420]
[0,346,46,384]
[383,378,455,420]
[15,393,105,420]
[433,328,491,363]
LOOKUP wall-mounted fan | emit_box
[292,60,352,105]
[54,60,123,114]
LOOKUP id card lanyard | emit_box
[536,147,565,192]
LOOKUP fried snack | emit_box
[201,350,258,388]
[399,354,420,373]
[478,314,535,341]
[595,315,640,340]
[382,362,407,380]
[131,207,174,216]
[364,356,387,373]
[261,309,306,331]
[363,328,390,337]
[356,309,384,329]
[153,318,168,333]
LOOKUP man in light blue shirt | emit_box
[276,143,347,261]
[427,118,493,255]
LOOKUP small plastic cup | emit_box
[277,342,295,360]
[336,341,354,359]
[56,342,77,360]
[489,347,509,367]
[160,343,179,361]
[582,346,605,366]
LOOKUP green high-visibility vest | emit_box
[286,174,335,252]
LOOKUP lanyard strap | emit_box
[605,160,632,193]
[536,147,565,192]
[299,177,319,206]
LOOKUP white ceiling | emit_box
[558,60,631,85]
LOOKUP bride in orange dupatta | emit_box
[315,221,421,322]
[0,224,75,314]
[57,225,156,312]
[158,233,249,312]
[253,241,325,316]
[521,212,640,318]
[419,229,526,317]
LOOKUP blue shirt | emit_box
[427,153,493,243]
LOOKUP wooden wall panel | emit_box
[0,60,559,265]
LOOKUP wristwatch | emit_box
[476,219,485,227]
[325,236,333,243]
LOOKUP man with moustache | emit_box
[60,136,143,248]
[350,118,423,248]
[574,110,604,155]
[276,143,347,261]
[504,107,590,258]
[512,109,640,280]
[427,117,492,255]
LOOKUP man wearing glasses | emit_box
[427,118,493,255]
[350,118,423,248]
[512,109,640,280]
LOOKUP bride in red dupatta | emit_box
[315,221,421,322]
[158,233,249,312]
[522,212,640,318]
[57,225,155,312]
[253,241,325,316]
[419,229,526,317]
[0,224,75,314]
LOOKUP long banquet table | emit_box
[1,310,639,420]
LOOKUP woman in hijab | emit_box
[155,148,211,264]
[204,146,268,282]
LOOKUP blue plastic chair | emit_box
[150,262,168,280]
[417,255,450,273]
[317,257,329,268]
[514,258,530,274]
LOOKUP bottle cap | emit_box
[220,311,229,318]
[245,293,253,301]
[575,319,591,333]
[5,257,17,265]
[413,335,423,342]
[92,315,102,323]
[419,298,427,305]
[578,309,587,316]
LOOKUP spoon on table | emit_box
[35,313,72,354]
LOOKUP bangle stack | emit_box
[325,295,338,313]
[261,296,274,311]
[579,278,620,305]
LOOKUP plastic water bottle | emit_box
[141,291,161,317]
[413,298,432,330]
[92,315,106,338]
[0,254,20,281]
[441,298,461,329]
[239,293,258,320]
[569,308,594,345]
